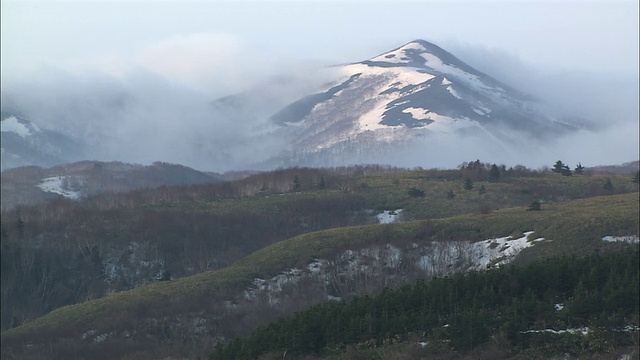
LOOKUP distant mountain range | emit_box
[0,39,608,172]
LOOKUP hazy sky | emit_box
[1,0,638,170]
[2,0,638,95]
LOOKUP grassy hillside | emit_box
[213,249,639,360]
[2,191,638,359]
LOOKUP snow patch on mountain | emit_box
[244,231,548,304]
[421,53,501,94]
[470,231,545,269]
[37,176,82,199]
[376,209,403,224]
[602,235,639,244]
[1,115,40,138]
[343,63,436,86]
[370,41,428,64]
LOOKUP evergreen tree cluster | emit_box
[552,161,585,177]
[212,250,639,359]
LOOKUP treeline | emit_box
[211,249,640,359]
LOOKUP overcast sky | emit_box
[2,0,638,96]
[1,0,638,170]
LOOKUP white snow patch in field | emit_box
[377,209,403,224]
[1,115,39,137]
[602,235,639,244]
[522,327,589,335]
[555,303,564,311]
[37,176,82,199]
[472,231,545,269]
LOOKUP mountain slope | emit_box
[266,40,576,168]
[0,160,222,210]
[1,112,86,171]
[2,192,637,360]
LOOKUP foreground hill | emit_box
[2,164,637,333]
[2,188,638,359]
[214,249,639,359]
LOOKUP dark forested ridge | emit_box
[1,163,638,359]
[213,250,640,359]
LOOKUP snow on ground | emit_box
[420,53,502,95]
[37,176,82,199]
[370,41,428,64]
[342,63,433,85]
[402,107,431,120]
[446,85,462,99]
[358,93,404,131]
[376,209,403,224]
[1,115,39,137]
[522,327,589,335]
[523,325,639,336]
[602,235,639,244]
[246,231,548,305]
[471,231,546,269]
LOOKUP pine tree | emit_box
[293,175,301,192]
[318,176,326,189]
[463,177,474,190]
[574,163,585,175]
[552,160,572,176]
[489,164,501,181]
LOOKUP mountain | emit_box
[0,112,87,171]
[0,40,596,172]
[0,160,222,210]
[264,39,577,168]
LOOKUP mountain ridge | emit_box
[2,39,595,172]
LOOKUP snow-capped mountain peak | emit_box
[265,39,574,168]
[1,115,41,138]
[1,112,85,171]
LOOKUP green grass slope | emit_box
[2,192,638,359]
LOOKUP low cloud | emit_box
[2,36,638,172]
